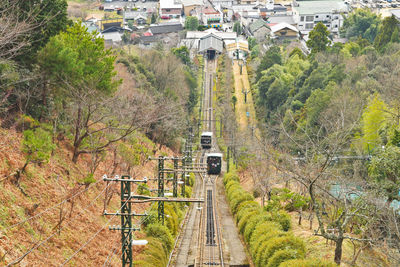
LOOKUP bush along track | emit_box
[133,173,195,266]
[223,171,337,267]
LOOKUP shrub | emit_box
[238,209,261,233]
[139,237,169,267]
[230,191,254,214]
[252,230,287,261]
[273,210,292,231]
[145,223,174,251]
[260,235,306,267]
[235,201,260,223]
[279,258,337,267]
[164,204,179,236]
[226,180,240,191]
[227,188,245,203]
[250,221,282,248]
[244,213,272,242]
[223,171,240,185]
[267,249,303,267]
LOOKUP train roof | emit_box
[207,153,223,158]
[201,131,213,136]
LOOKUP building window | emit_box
[166,9,171,12]
[306,16,313,22]
[327,15,330,18]
[299,24,304,27]
[334,25,338,28]
[315,15,319,18]
[305,23,313,29]
[334,16,339,19]
[300,16,304,21]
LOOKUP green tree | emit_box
[374,15,400,51]
[171,46,191,65]
[248,37,257,51]
[255,46,282,82]
[233,21,242,35]
[289,47,305,60]
[340,9,381,43]
[13,0,69,64]
[38,22,119,162]
[151,13,157,24]
[18,127,55,180]
[369,145,400,203]
[306,22,331,54]
[360,94,388,152]
[184,16,199,30]
[232,95,237,112]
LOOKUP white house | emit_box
[292,0,350,34]
[160,0,183,19]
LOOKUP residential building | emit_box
[181,0,204,16]
[248,18,271,41]
[200,6,223,26]
[293,0,350,34]
[270,22,299,39]
[160,0,183,19]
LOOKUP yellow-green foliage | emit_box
[222,172,327,267]
[360,93,388,152]
[135,237,169,267]
[238,209,261,234]
[260,235,306,267]
[164,204,179,236]
[267,249,303,267]
[145,223,174,251]
[279,258,337,267]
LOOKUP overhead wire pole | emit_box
[102,175,148,267]
[158,156,165,224]
[173,157,178,198]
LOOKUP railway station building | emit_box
[198,33,224,60]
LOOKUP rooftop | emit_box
[390,9,400,19]
[294,0,349,14]
[199,33,224,53]
[160,0,183,9]
[267,15,295,25]
[270,22,299,33]
[150,23,183,34]
[249,18,269,33]
[181,0,204,6]
[186,28,237,39]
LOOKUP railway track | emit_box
[195,58,224,267]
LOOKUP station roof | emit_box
[198,33,224,53]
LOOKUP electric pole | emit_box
[103,175,148,267]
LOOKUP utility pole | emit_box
[173,157,178,197]
[157,156,165,224]
[181,156,186,196]
[227,146,230,173]
[103,175,148,267]
[242,88,249,103]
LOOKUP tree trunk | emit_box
[298,209,302,225]
[334,237,344,265]
[72,105,82,163]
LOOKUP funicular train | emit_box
[200,132,212,149]
[206,153,223,175]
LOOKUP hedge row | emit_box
[134,174,194,266]
[223,171,336,267]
